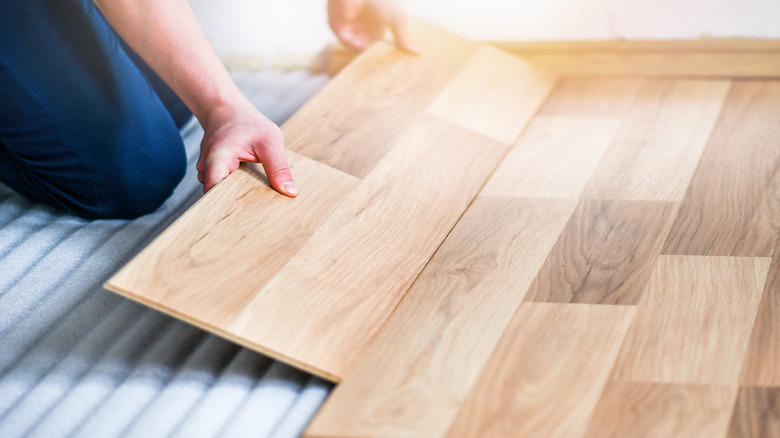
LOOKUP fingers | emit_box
[256,139,298,197]
[202,149,236,193]
[390,19,419,54]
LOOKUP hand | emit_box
[197,101,298,197]
[328,0,418,53]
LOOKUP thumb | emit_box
[390,19,419,54]
[202,149,238,193]
[257,142,298,198]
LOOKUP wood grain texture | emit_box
[107,23,558,381]
[107,153,359,326]
[428,45,557,144]
[306,198,576,438]
[443,303,635,438]
[537,77,644,117]
[288,20,478,178]
[740,247,780,385]
[227,116,509,380]
[582,79,730,202]
[611,255,770,385]
[480,117,621,199]
[585,382,738,438]
[663,81,780,257]
[727,386,780,438]
[525,199,678,305]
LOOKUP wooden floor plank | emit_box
[106,153,359,327]
[480,117,622,199]
[305,198,576,438]
[611,255,770,385]
[537,77,644,117]
[740,245,780,385]
[662,81,780,257]
[582,79,730,202]
[443,303,635,438]
[727,386,780,438]
[288,20,479,178]
[227,116,511,380]
[584,382,737,438]
[428,45,557,144]
[107,23,557,381]
[525,199,678,305]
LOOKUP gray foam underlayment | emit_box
[0,70,333,438]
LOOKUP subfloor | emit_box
[0,70,332,438]
[306,76,780,437]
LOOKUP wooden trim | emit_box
[321,38,780,78]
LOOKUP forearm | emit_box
[92,0,246,126]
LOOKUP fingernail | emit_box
[283,181,298,196]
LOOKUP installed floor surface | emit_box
[106,23,780,438]
[0,70,332,438]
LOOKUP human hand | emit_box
[197,101,297,197]
[327,0,418,53]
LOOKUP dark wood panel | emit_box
[741,245,780,385]
[526,199,677,305]
[663,81,780,257]
[727,387,780,438]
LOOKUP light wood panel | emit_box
[107,22,558,381]
[227,116,510,379]
[525,199,677,305]
[306,198,576,438]
[611,255,769,385]
[584,382,737,438]
[537,77,644,117]
[428,45,557,144]
[740,249,780,385]
[663,81,780,257]
[107,153,359,325]
[289,20,479,178]
[727,387,780,438]
[480,117,621,199]
[582,79,730,202]
[443,303,635,438]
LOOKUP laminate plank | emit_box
[443,303,635,438]
[305,198,576,438]
[537,77,644,117]
[428,45,557,144]
[727,386,780,438]
[611,255,770,384]
[287,20,479,178]
[525,199,677,305]
[108,23,557,381]
[582,79,730,202]
[106,153,360,326]
[227,116,509,380]
[480,117,622,199]
[584,382,737,438]
[662,81,780,257]
[740,246,780,385]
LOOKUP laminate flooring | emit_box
[107,21,780,438]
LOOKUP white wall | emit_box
[190,0,780,61]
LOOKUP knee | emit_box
[82,134,187,220]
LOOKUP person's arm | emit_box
[93,0,298,195]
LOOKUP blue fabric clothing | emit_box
[0,0,193,219]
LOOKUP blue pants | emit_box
[0,0,192,219]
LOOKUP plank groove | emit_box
[663,81,780,257]
[525,199,678,305]
[305,198,576,438]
